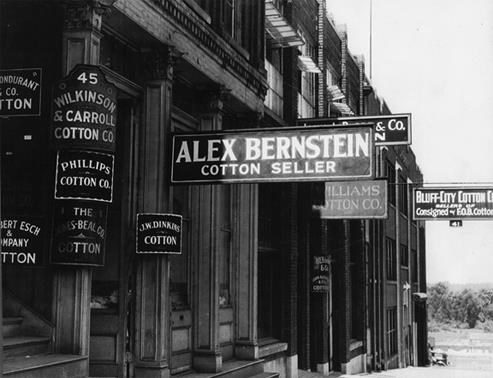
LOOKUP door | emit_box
[89,97,140,377]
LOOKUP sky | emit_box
[327,0,493,284]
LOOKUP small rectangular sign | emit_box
[449,220,463,227]
[413,187,493,220]
[0,217,43,265]
[55,150,114,203]
[298,113,411,146]
[171,125,374,184]
[312,256,330,293]
[136,213,182,254]
[50,201,107,266]
[0,68,42,117]
[313,180,388,219]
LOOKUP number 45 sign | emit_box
[50,65,117,153]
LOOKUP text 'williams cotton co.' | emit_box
[171,125,374,184]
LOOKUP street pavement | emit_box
[298,366,493,378]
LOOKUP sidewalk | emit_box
[299,366,493,378]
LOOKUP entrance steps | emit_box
[3,293,88,377]
[176,359,280,378]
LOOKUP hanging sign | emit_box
[54,149,114,203]
[171,125,374,184]
[312,256,330,293]
[50,201,107,266]
[0,68,42,117]
[413,187,493,220]
[0,217,43,265]
[51,64,117,152]
[136,213,182,254]
[298,114,411,146]
[449,220,463,227]
[313,180,388,219]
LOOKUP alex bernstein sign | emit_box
[413,187,493,220]
[313,180,388,219]
[298,114,411,146]
[171,125,374,184]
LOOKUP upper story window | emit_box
[386,160,396,205]
[398,173,408,216]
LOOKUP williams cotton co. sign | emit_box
[171,125,374,184]
[413,187,493,220]
[313,180,388,219]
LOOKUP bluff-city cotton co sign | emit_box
[171,125,374,184]
[413,187,493,220]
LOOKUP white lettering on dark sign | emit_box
[171,125,374,184]
[0,218,43,265]
[0,68,42,117]
[413,187,493,220]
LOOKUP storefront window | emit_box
[258,184,282,340]
[219,185,232,306]
[170,185,191,309]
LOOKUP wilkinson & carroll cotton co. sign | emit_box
[171,125,374,184]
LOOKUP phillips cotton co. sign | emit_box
[171,125,374,184]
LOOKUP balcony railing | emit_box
[264,59,283,117]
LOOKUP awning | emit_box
[413,292,428,301]
[265,0,304,48]
[328,85,345,101]
[330,102,354,115]
[297,55,321,73]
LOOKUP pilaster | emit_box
[51,0,113,359]
[133,47,178,378]
[191,87,228,372]
[233,183,259,360]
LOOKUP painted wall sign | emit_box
[298,113,411,146]
[50,64,117,152]
[413,187,493,220]
[136,213,182,254]
[54,149,114,203]
[0,217,43,265]
[312,256,330,293]
[50,202,107,266]
[0,68,42,117]
[313,180,388,219]
[171,125,374,184]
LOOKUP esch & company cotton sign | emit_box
[51,65,117,152]
[171,125,374,184]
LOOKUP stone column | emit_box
[233,182,259,360]
[191,87,228,372]
[52,0,113,357]
[133,47,179,378]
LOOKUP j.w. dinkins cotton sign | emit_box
[171,125,374,184]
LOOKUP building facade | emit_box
[0,1,427,378]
